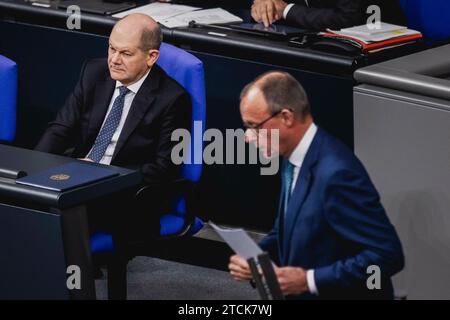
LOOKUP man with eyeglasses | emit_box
[229,71,404,299]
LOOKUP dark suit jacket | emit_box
[35,59,191,184]
[259,128,404,299]
[285,0,365,30]
[285,0,406,30]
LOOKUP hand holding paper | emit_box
[228,255,253,281]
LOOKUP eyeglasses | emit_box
[243,110,282,132]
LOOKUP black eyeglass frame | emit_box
[243,110,283,131]
[243,108,294,131]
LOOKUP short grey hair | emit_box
[140,24,163,51]
[240,71,311,118]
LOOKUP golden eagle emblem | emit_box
[50,174,70,181]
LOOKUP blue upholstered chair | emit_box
[399,0,450,42]
[0,55,17,143]
[90,43,206,299]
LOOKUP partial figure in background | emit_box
[250,0,406,30]
[250,0,365,30]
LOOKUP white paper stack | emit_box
[160,8,243,28]
[113,3,242,29]
[329,22,421,43]
[340,23,407,35]
[112,2,200,22]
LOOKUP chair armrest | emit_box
[134,178,197,238]
[134,178,193,200]
[135,178,195,239]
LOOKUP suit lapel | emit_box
[112,66,161,159]
[282,129,323,265]
[86,77,115,150]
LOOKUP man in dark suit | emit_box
[35,14,191,240]
[250,0,406,30]
[250,0,365,29]
[229,71,404,299]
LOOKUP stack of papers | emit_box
[160,8,243,29]
[113,2,200,21]
[340,23,407,36]
[113,2,242,28]
[327,22,421,44]
[320,22,423,53]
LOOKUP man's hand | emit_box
[228,255,253,281]
[251,0,288,27]
[275,266,309,296]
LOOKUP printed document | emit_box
[210,221,263,260]
[113,2,200,21]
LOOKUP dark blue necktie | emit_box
[282,161,295,216]
[88,86,130,162]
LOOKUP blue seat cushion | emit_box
[90,231,115,254]
[160,213,204,237]
[399,0,450,42]
[0,55,18,142]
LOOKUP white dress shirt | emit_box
[283,1,310,20]
[286,122,319,295]
[88,69,151,165]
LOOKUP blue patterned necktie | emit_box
[282,161,295,216]
[88,86,130,162]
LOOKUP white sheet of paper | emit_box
[340,22,407,36]
[328,28,421,43]
[112,2,200,22]
[160,8,243,28]
[210,221,263,260]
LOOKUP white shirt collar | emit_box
[115,68,151,94]
[288,122,318,167]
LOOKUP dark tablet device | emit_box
[58,0,136,15]
[229,23,308,39]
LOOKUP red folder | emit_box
[320,32,423,53]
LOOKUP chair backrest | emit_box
[156,43,206,183]
[399,0,450,42]
[0,55,17,142]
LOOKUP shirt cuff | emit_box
[283,3,295,20]
[306,269,319,295]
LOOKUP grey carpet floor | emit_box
[95,256,260,300]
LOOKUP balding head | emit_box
[108,14,161,86]
[240,71,310,120]
[113,13,162,51]
[240,71,313,158]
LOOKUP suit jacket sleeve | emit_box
[286,0,364,30]
[139,91,192,184]
[35,62,87,154]
[314,168,404,295]
[259,215,281,265]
